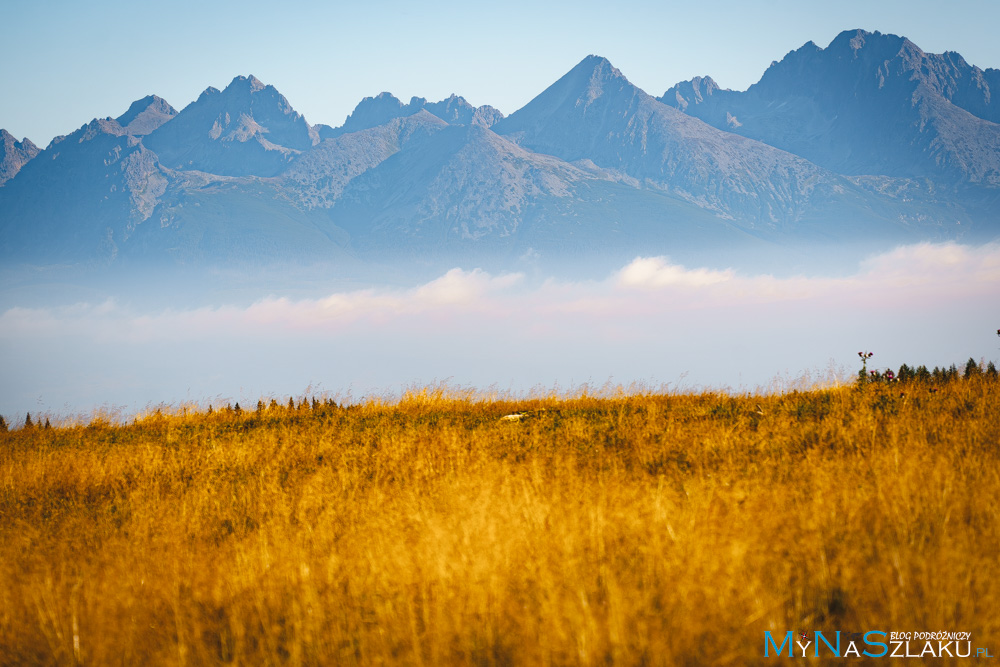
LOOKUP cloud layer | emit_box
[2,242,998,419]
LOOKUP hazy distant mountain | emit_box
[328,119,783,265]
[143,75,318,177]
[283,111,450,209]
[0,130,40,186]
[425,95,504,128]
[660,29,1000,185]
[494,55,865,227]
[330,121,594,246]
[1,31,998,274]
[325,92,503,138]
[0,114,167,263]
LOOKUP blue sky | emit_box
[3,0,999,147]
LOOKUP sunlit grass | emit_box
[1,377,998,665]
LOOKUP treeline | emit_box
[860,357,998,385]
[0,395,341,433]
[0,412,52,432]
[210,396,340,417]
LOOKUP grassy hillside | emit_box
[1,376,998,665]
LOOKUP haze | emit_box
[2,243,997,421]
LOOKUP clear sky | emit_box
[3,0,999,147]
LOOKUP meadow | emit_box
[1,371,998,665]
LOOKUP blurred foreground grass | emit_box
[1,377,998,665]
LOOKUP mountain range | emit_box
[2,29,999,276]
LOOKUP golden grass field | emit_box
[1,374,998,665]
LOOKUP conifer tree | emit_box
[288,397,295,411]
[987,361,998,378]
[44,418,51,429]
[24,412,32,428]
[0,415,7,432]
[964,357,982,378]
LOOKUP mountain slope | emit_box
[327,120,775,266]
[282,111,449,209]
[0,114,167,262]
[330,122,591,245]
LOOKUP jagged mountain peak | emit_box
[115,95,177,136]
[117,95,175,125]
[659,29,1000,185]
[661,76,724,111]
[825,28,916,57]
[756,29,998,117]
[425,95,503,127]
[690,75,720,89]
[196,86,221,102]
[0,130,41,186]
[227,74,266,92]
[216,75,296,113]
[185,76,291,114]
[495,54,648,141]
[568,54,633,88]
[339,92,413,133]
[760,28,925,81]
[73,117,128,141]
[565,55,630,99]
[333,91,504,137]
[576,54,617,72]
[0,128,36,149]
[143,74,316,176]
[740,28,966,102]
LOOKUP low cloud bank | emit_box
[2,242,998,419]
